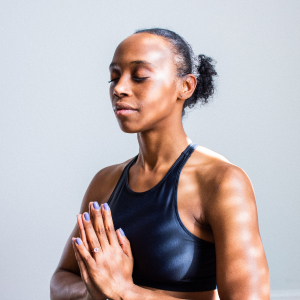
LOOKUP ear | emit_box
[177,74,197,100]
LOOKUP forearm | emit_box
[122,284,188,300]
[50,269,91,300]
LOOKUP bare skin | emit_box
[51,32,270,300]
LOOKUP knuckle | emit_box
[104,211,112,219]
[85,222,93,229]
[85,254,93,263]
[109,247,121,257]
[106,224,115,233]
[96,227,106,236]
[93,210,101,216]
[91,237,99,246]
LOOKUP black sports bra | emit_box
[107,142,216,292]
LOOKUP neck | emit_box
[136,120,192,171]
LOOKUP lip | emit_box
[113,103,137,110]
[113,102,138,116]
[115,109,138,116]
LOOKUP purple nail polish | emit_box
[76,238,82,245]
[93,201,100,210]
[84,212,90,221]
[103,203,110,211]
[119,228,125,236]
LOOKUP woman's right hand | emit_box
[73,212,106,300]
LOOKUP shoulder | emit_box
[78,156,135,213]
[191,147,269,298]
[190,145,256,221]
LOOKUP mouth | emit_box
[114,108,138,116]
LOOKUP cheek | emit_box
[133,82,177,130]
[138,76,177,113]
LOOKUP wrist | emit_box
[84,290,106,300]
[119,283,139,300]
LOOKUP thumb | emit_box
[117,228,133,260]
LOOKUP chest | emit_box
[108,176,216,286]
[128,163,214,243]
[106,149,217,290]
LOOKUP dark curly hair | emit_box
[134,28,217,118]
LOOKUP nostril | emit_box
[113,91,120,98]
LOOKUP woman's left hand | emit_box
[73,201,134,300]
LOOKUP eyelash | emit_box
[108,77,148,83]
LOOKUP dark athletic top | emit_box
[107,142,217,292]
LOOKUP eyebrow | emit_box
[109,60,155,70]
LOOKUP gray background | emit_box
[0,0,299,299]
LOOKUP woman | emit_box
[50,28,270,300]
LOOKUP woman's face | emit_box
[109,33,183,133]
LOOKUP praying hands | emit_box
[72,202,134,300]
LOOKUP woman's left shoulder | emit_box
[191,145,255,206]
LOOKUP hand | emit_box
[73,201,134,300]
[72,214,106,300]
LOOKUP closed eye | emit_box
[108,77,148,83]
[108,78,119,83]
[133,77,148,82]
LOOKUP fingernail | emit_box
[93,201,100,210]
[84,212,90,221]
[103,203,110,211]
[119,228,125,236]
[76,238,82,245]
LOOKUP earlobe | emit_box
[178,92,186,100]
[180,81,189,98]
[179,79,190,99]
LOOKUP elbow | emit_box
[50,269,67,300]
[50,268,86,300]
[50,270,59,300]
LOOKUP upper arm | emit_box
[208,166,270,299]
[53,162,128,275]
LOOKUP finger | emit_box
[90,201,110,250]
[116,228,134,261]
[89,201,98,228]
[74,237,96,268]
[77,214,90,251]
[89,202,94,224]
[82,212,102,255]
[101,203,119,247]
[72,237,92,282]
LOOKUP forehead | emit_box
[110,33,174,70]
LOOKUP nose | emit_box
[113,75,132,98]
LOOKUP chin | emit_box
[118,123,142,133]
[117,117,155,134]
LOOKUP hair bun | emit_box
[196,54,217,103]
[183,54,217,114]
